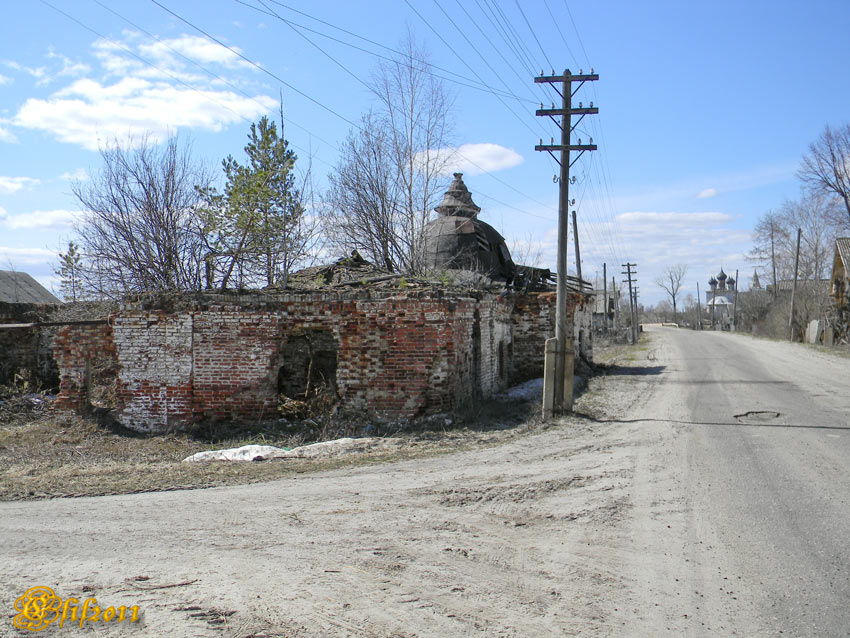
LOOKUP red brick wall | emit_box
[53,322,115,412]
[53,290,575,432]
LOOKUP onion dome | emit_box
[708,275,717,287]
[716,268,727,281]
[727,276,736,288]
[434,173,481,218]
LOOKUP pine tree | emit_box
[55,241,83,301]
[199,115,311,289]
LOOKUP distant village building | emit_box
[0,270,61,389]
[705,268,736,328]
[751,270,763,290]
[0,270,60,305]
[829,237,850,308]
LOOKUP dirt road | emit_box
[3,327,850,637]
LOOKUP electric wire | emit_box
[513,0,554,72]
[89,0,337,152]
[260,0,536,103]
[149,0,360,128]
[429,0,549,136]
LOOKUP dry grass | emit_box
[0,340,637,502]
[0,402,540,502]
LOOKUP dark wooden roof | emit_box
[0,270,61,304]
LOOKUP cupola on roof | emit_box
[434,173,481,219]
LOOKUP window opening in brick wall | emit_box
[277,329,338,400]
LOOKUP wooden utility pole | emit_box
[603,262,608,334]
[612,276,618,332]
[622,263,637,344]
[696,281,702,330]
[789,227,802,341]
[535,69,598,418]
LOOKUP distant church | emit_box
[705,268,737,326]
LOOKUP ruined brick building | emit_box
[51,176,592,433]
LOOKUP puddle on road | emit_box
[734,410,781,424]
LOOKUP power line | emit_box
[513,0,554,71]
[149,0,360,128]
[257,0,536,103]
[90,0,336,152]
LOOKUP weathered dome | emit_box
[434,172,481,218]
[423,174,514,282]
[716,269,727,280]
[708,276,717,286]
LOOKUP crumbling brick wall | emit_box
[0,302,60,389]
[510,291,592,383]
[53,322,115,412]
[53,289,580,432]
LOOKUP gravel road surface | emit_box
[2,327,849,637]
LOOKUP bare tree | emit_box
[73,135,212,296]
[325,111,404,271]
[799,124,850,225]
[326,33,453,273]
[779,193,838,281]
[654,264,687,322]
[749,210,792,296]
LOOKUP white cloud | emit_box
[573,210,752,302]
[0,176,39,194]
[697,188,717,199]
[47,50,91,78]
[2,60,47,80]
[0,126,16,143]
[423,143,524,176]
[138,35,254,71]
[1,209,80,230]
[59,168,89,181]
[11,33,275,150]
[0,73,10,85]
[0,246,56,266]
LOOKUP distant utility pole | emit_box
[603,262,608,334]
[535,68,598,418]
[733,268,739,330]
[622,263,637,344]
[612,276,618,332]
[572,209,583,283]
[789,227,802,341]
[696,281,702,330]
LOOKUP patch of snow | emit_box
[494,378,543,402]
[182,437,400,463]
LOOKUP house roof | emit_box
[767,279,830,293]
[0,270,61,304]
[836,237,850,271]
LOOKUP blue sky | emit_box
[2,0,849,304]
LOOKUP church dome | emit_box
[423,174,515,282]
[716,268,727,281]
[708,276,717,286]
